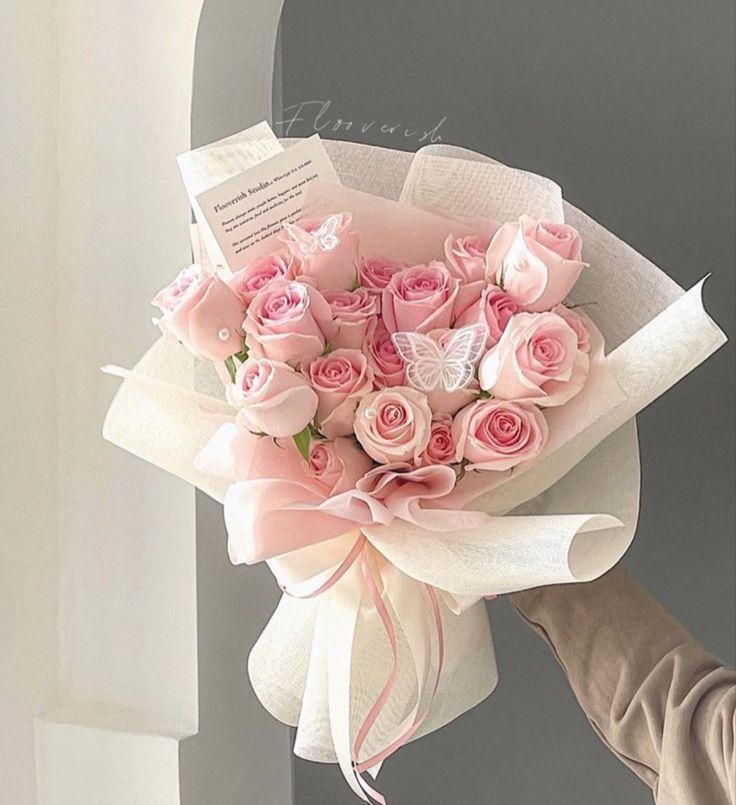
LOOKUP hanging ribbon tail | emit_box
[325,547,448,805]
[327,558,370,801]
[248,550,497,796]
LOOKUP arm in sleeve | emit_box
[510,565,735,804]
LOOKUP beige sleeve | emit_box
[511,566,736,805]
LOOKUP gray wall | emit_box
[189,1,735,803]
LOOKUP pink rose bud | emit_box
[308,438,373,496]
[419,417,456,466]
[303,349,374,439]
[359,257,407,293]
[479,311,590,407]
[487,216,586,312]
[323,288,378,350]
[444,233,490,284]
[228,251,295,305]
[152,264,246,361]
[381,262,459,334]
[244,280,338,367]
[453,399,548,471]
[281,212,360,291]
[455,285,520,346]
[227,358,318,438]
[365,318,405,388]
[354,387,432,464]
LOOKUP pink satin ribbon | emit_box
[280,533,368,599]
[282,534,445,804]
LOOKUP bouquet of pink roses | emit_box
[160,211,602,568]
[104,130,725,803]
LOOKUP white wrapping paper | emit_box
[103,137,726,784]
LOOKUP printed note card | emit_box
[195,135,340,271]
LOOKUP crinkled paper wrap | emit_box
[103,139,726,778]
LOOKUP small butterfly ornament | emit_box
[392,324,489,393]
[284,213,344,256]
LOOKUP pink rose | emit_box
[455,285,520,346]
[365,318,405,387]
[445,234,490,284]
[478,311,590,407]
[323,288,378,350]
[551,304,591,353]
[228,251,295,305]
[382,261,459,334]
[487,216,586,312]
[419,417,456,466]
[359,257,406,294]
[152,265,246,361]
[281,212,360,291]
[453,399,548,471]
[244,280,338,366]
[445,234,492,314]
[354,387,432,464]
[304,349,374,438]
[308,438,373,495]
[227,358,318,438]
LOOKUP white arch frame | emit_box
[30,1,290,803]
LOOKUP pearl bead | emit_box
[363,407,378,420]
[515,259,528,272]
[218,328,231,341]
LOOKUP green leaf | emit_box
[455,459,469,482]
[292,425,312,462]
[309,422,325,440]
[233,338,249,363]
[224,356,237,383]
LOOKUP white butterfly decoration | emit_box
[391,324,489,393]
[283,213,344,255]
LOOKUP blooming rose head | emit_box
[323,288,378,350]
[551,304,591,353]
[303,349,374,438]
[359,257,406,294]
[455,284,520,346]
[487,216,586,312]
[281,212,360,291]
[308,437,373,495]
[227,251,295,305]
[453,399,548,471]
[419,417,456,466]
[152,265,246,361]
[382,261,459,334]
[444,233,490,284]
[227,358,318,438]
[354,387,432,464]
[244,280,338,366]
[365,318,405,387]
[478,311,590,406]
